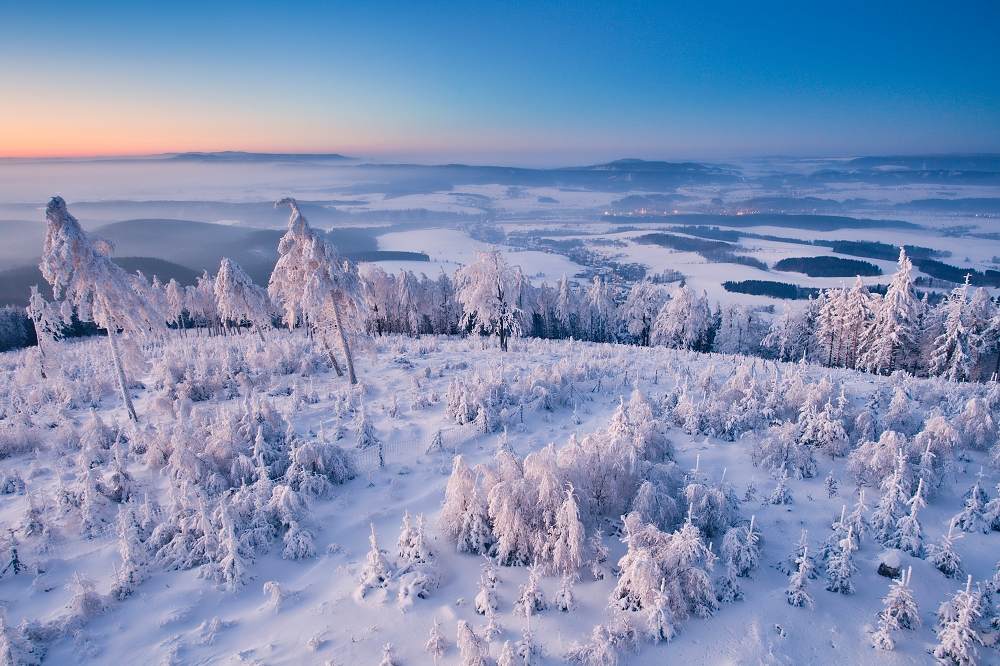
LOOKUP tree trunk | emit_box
[107,328,138,422]
[329,296,356,384]
[319,330,344,377]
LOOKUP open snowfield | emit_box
[2,329,1000,665]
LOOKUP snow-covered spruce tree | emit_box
[929,279,975,382]
[847,430,908,488]
[614,512,717,620]
[379,643,399,666]
[40,197,166,421]
[885,478,926,558]
[357,524,393,598]
[554,573,575,612]
[551,484,586,577]
[955,479,989,534]
[823,469,840,499]
[844,490,869,546]
[475,575,499,615]
[620,281,668,346]
[514,562,548,628]
[872,566,920,650]
[984,484,1000,532]
[214,257,272,339]
[825,526,858,594]
[437,455,494,555]
[456,620,490,666]
[426,617,448,665]
[786,545,815,609]
[749,421,816,480]
[112,504,150,600]
[768,465,794,505]
[268,198,364,384]
[455,245,524,352]
[870,449,912,544]
[720,515,761,578]
[955,397,996,451]
[934,575,983,666]
[650,285,713,352]
[930,519,965,579]
[797,400,849,459]
[858,249,919,375]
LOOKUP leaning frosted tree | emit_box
[214,257,272,339]
[40,197,166,421]
[454,245,523,352]
[268,198,364,383]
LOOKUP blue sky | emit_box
[1,0,997,163]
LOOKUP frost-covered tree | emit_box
[859,249,918,375]
[551,484,586,577]
[870,449,912,544]
[872,566,920,650]
[651,286,713,352]
[798,400,849,459]
[554,573,575,612]
[642,579,676,643]
[357,524,393,597]
[514,562,548,627]
[844,490,869,546]
[930,519,965,579]
[955,480,990,534]
[438,455,494,555]
[620,281,668,346]
[456,620,490,666]
[930,279,974,382]
[825,526,857,594]
[426,617,448,665]
[934,575,983,666]
[455,245,524,351]
[713,303,767,356]
[955,398,996,451]
[768,466,794,505]
[214,257,272,338]
[268,198,364,384]
[786,545,815,608]
[719,515,761,578]
[40,197,166,421]
[885,478,926,558]
[112,504,149,600]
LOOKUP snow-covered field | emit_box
[2,328,1000,665]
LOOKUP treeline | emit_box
[634,233,769,271]
[773,256,882,277]
[723,280,819,300]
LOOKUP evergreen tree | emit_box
[825,526,857,594]
[719,515,761,578]
[886,478,926,558]
[872,566,920,650]
[786,546,815,608]
[930,279,974,382]
[930,519,965,579]
[934,575,983,666]
[426,617,448,665]
[859,249,918,375]
[955,480,989,534]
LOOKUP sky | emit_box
[1,0,998,165]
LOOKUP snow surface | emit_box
[2,330,1000,665]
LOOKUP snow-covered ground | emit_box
[2,329,999,665]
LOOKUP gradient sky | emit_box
[2,0,998,164]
